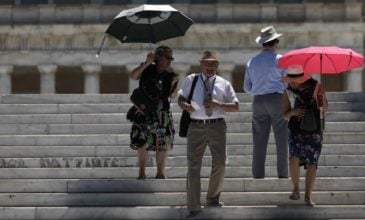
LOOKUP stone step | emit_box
[0,205,364,220]
[0,92,364,104]
[0,191,364,206]
[1,155,364,168]
[1,177,363,193]
[0,121,363,135]
[0,132,363,146]
[0,166,364,179]
[0,112,363,124]
[0,102,363,114]
[0,144,364,158]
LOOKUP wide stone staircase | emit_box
[0,92,364,220]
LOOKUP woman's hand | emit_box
[291,107,306,119]
[146,53,155,65]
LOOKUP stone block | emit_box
[83,5,100,24]
[216,3,233,23]
[99,5,121,23]
[39,5,55,24]
[232,4,260,22]
[188,4,216,23]
[261,4,277,22]
[277,4,305,22]
[305,3,323,22]
[12,6,39,24]
[0,6,12,25]
[55,6,83,24]
[345,3,362,21]
[323,4,345,22]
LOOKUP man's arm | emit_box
[178,95,195,113]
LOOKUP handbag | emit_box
[179,75,199,137]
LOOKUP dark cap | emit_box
[154,45,173,56]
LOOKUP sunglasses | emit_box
[163,55,174,61]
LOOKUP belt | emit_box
[190,118,224,124]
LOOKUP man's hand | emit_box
[204,99,221,109]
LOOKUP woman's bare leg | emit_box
[289,156,300,200]
[156,151,167,178]
[305,164,317,206]
[137,149,148,179]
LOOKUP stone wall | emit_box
[0,2,364,92]
[0,3,363,24]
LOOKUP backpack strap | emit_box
[187,74,199,103]
[312,81,320,109]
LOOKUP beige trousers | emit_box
[186,119,227,211]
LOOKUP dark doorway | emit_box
[12,66,40,94]
[55,66,84,93]
[100,66,129,93]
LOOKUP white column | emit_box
[37,64,57,94]
[82,64,101,94]
[218,63,235,83]
[345,69,363,92]
[172,63,192,92]
[126,64,139,93]
[0,65,13,94]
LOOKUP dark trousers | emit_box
[252,93,288,178]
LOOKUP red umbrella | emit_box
[278,46,364,74]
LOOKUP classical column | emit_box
[38,64,57,94]
[345,69,363,92]
[0,65,13,94]
[126,64,139,93]
[218,63,235,83]
[172,63,192,91]
[82,64,101,94]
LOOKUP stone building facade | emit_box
[0,1,364,94]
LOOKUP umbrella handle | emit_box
[96,35,107,58]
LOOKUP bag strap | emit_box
[312,81,320,109]
[187,74,199,103]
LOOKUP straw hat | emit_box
[255,26,283,44]
[281,65,311,84]
[200,51,219,62]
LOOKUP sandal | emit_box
[305,197,315,207]
[289,190,300,200]
[137,175,146,180]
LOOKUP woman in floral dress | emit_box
[129,46,178,179]
[282,65,328,206]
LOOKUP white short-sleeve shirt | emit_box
[178,73,239,120]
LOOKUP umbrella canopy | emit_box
[106,4,193,44]
[278,46,364,74]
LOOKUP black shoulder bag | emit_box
[179,75,199,138]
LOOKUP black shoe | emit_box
[253,177,264,179]
[278,176,288,179]
[205,201,224,207]
[186,210,201,218]
[155,174,166,179]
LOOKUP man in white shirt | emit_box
[178,51,239,218]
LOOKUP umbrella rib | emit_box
[348,52,353,67]
[165,16,185,36]
[323,53,338,73]
[302,53,316,73]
